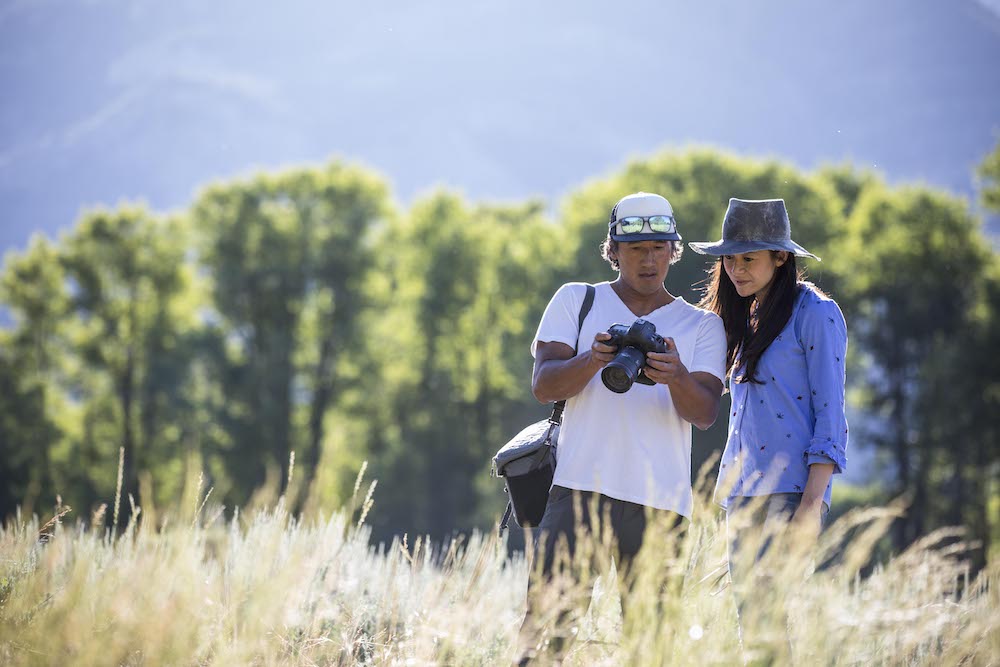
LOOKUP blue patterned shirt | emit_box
[715,284,849,509]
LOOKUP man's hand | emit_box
[642,337,688,384]
[531,332,619,403]
[640,337,723,429]
[589,332,618,367]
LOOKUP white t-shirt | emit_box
[531,281,727,517]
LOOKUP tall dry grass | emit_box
[0,456,996,666]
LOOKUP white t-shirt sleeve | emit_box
[531,282,588,358]
[689,312,727,383]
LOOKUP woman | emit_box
[689,198,848,656]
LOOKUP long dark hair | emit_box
[698,252,801,383]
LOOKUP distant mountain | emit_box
[2,0,999,256]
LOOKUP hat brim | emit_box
[687,239,819,260]
[610,231,683,242]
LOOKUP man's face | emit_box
[612,239,673,293]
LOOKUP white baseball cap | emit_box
[608,192,682,242]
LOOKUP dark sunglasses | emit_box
[610,215,677,235]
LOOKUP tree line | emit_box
[2,146,998,567]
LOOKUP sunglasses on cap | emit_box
[610,215,677,235]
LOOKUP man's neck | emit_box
[611,279,675,317]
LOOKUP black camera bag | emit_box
[492,284,595,534]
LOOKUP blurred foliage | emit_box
[1,147,998,567]
[978,138,1000,213]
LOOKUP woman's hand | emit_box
[790,496,824,543]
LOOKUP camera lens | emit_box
[601,346,646,393]
[602,365,633,393]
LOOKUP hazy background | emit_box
[1,1,999,567]
[2,0,1000,256]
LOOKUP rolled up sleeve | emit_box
[800,298,849,474]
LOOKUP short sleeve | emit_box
[689,312,728,384]
[531,283,589,358]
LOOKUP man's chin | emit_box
[624,276,665,293]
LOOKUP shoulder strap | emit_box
[498,284,595,537]
[549,284,595,425]
[578,284,596,337]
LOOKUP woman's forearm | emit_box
[801,462,834,506]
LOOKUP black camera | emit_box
[601,318,668,393]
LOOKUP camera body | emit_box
[601,318,667,393]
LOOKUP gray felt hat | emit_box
[688,198,819,260]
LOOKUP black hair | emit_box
[697,252,801,383]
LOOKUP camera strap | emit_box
[549,283,596,426]
[498,283,595,536]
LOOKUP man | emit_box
[515,192,727,664]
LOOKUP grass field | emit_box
[1,464,997,666]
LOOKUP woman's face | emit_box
[722,250,788,301]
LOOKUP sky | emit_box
[1,0,999,258]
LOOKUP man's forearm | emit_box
[666,371,720,430]
[532,352,603,403]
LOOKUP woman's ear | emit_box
[774,251,789,267]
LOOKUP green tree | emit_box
[977,139,1000,212]
[350,192,563,539]
[58,205,193,524]
[815,164,882,221]
[914,258,1000,569]
[834,185,994,548]
[191,162,391,505]
[0,346,60,516]
[0,236,67,515]
[4,146,996,566]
